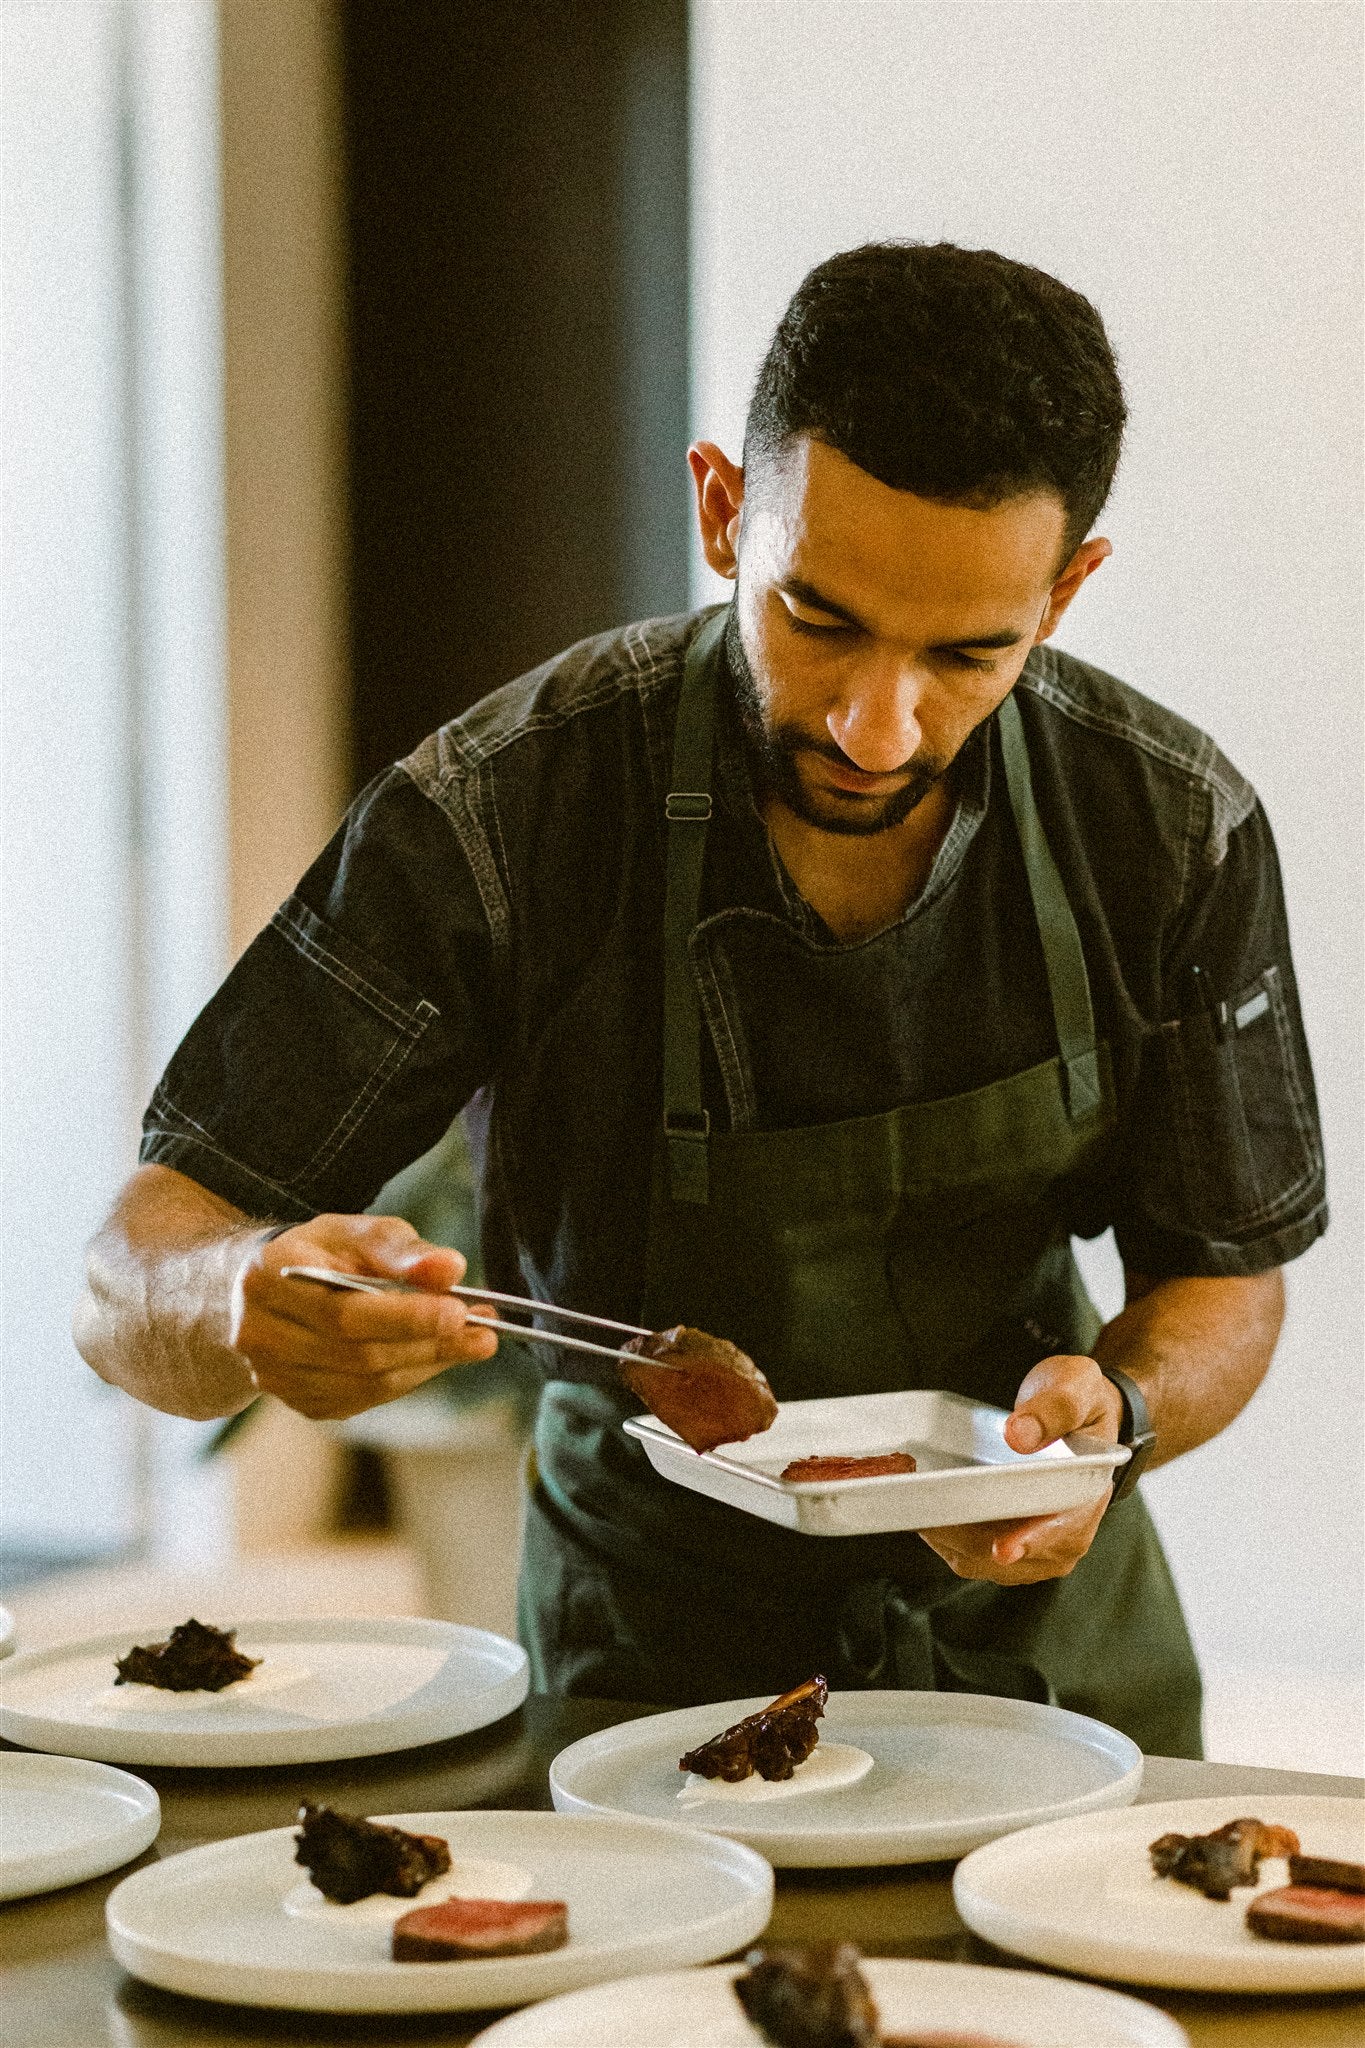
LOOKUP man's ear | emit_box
[1035,535,1112,641]
[688,441,745,580]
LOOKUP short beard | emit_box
[723,608,950,837]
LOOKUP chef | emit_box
[75,242,1326,1757]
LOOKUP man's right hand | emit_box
[230,1213,500,1421]
[74,1164,499,1425]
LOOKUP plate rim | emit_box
[549,1687,1143,1867]
[0,1750,160,1901]
[952,1792,1365,1993]
[0,1613,529,1768]
[104,1806,775,2014]
[467,1956,1191,2047]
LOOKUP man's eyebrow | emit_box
[926,627,1026,652]
[779,576,1026,651]
[778,575,865,625]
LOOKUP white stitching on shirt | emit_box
[272,902,438,1035]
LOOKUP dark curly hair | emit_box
[744,241,1127,579]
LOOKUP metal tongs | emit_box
[278,1266,680,1372]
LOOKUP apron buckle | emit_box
[665,790,712,821]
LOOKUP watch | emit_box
[1099,1365,1156,1505]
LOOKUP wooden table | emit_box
[3,1698,1361,2045]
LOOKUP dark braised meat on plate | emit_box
[113,1618,260,1692]
[680,1675,827,1783]
[781,1454,917,1483]
[1148,1817,1300,1900]
[294,1803,451,1904]
[732,1942,1025,2047]
[734,1943,881,2048]
[618,1325,778,1454]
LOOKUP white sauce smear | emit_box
[281,1857,532,1931]
[676,1741,874,1808]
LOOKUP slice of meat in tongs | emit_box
[277,1266,682,1373]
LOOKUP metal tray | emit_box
[623,1388,1128,1536]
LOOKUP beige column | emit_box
[219,0,349,1547]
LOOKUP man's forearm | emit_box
[74,1165,264,1421]
[1093,1269,1285,1468]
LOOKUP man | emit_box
[76,243,1325,1756]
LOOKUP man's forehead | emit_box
[750,435,1067,621]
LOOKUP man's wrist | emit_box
[1096,1363,1157,1502]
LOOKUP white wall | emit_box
[692,1,1362,1764]
[0,2,232,1562]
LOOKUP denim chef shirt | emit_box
[140,609,1328,1327]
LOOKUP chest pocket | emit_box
[1153,963,1321,1238]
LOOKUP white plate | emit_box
[550,1689,1141,1867]
[0,1604,15,1658]
[625,1389,1128,1535]
[0,1752,160,1900]
[0,1614,528,1767]
[954,1794,1365,1992]
[105,1807,774,2013]
[469,1957,1188,2046]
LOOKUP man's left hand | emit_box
[918,1353,1125,1587]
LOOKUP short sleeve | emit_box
[1112,796,1328,1277]
[139,768,500,1220]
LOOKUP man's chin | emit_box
[789,776,931,837]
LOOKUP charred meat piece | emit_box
[1288,1854,1365,1893]
[293,1803,451,1905]
[1149,1818,1301,1900]
[881,2035,1027,2046]
[733,1943,881,2048]
[113,1618,260,1692]
[619,1325,778,1454]
[681,1676,828,1783]
[781,1454,917,1483]
[1246,1884,1365,1944]
[392,1896,568,1961]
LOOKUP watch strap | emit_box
[1098,1363,1156,1504]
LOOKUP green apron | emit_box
[519,610,1202,1757]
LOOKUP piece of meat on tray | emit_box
[681,1676,828,1783]
[781,1453,917,1483]
[733,1942,881,2047]
[881,2035,1027,2046]
[618,1325,778,1454]
[113,1618,260,1692]
[293,1804,451,1904]
[1148,1817,1300,1900]
[1288,1854,1365,1893]
[391,1896,569,1961]
[1246,1884,1365,1944]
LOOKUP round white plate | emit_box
[0,1752,160,1901]
[549,1690,1141,1867]
[0,1604,15,1658]
[0,1615,528,1767]
[105,1808,774,2014]
[954,1794,1365,1993]
[469,1957,1188,2046]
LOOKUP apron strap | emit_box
[997,690,1104,1121]
[660,630,1103,1203]
[661,608,728,1203]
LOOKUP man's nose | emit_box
[827,663,924,773]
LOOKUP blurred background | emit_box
[1,1,1359,1771]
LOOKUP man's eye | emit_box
[786,612,849,637]
[946,651,996,672]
